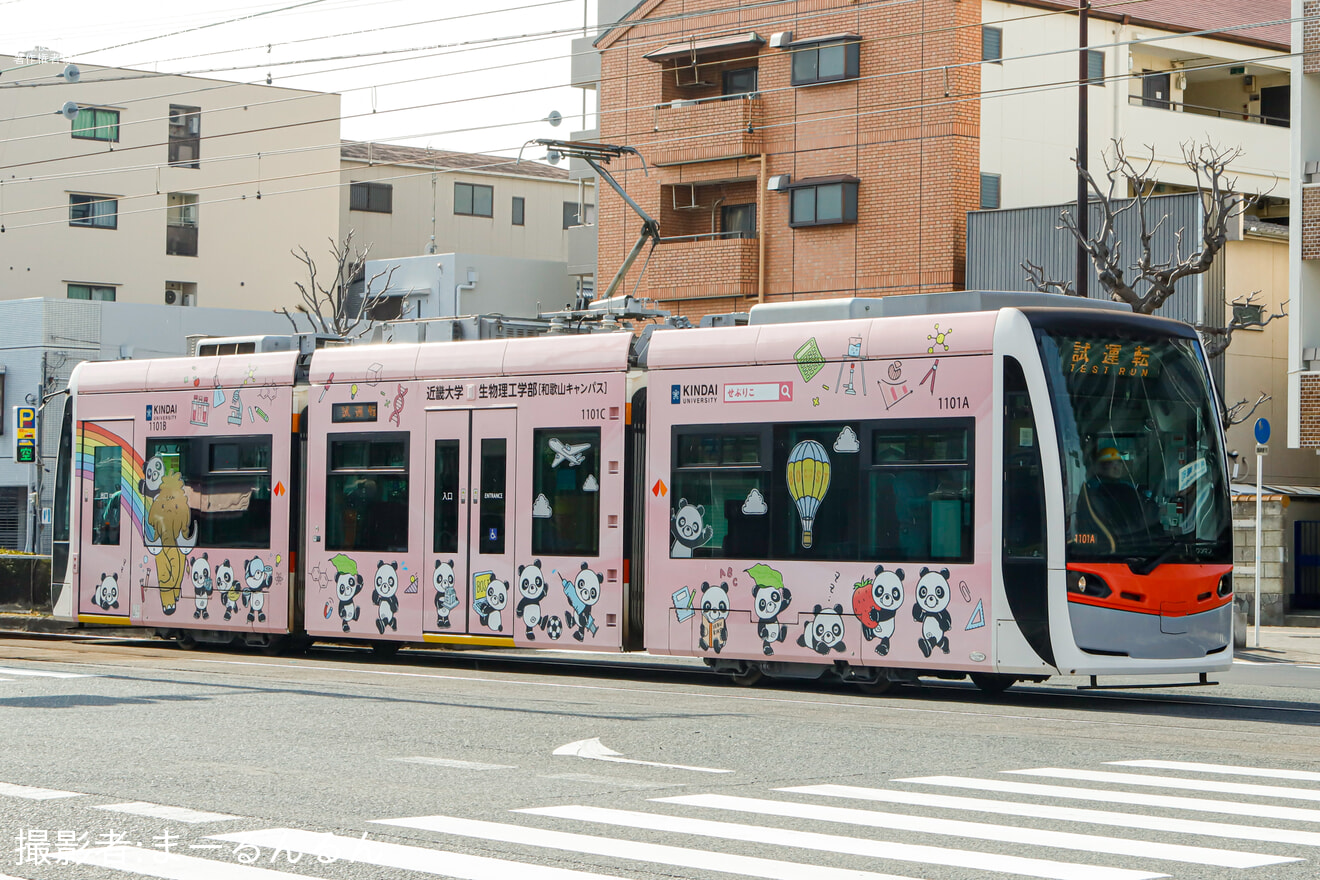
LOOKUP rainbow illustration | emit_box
[76,422,147,538]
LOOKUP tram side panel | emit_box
[72,360,297,633]
[642,317,997,674]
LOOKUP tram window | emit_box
[478,438,506,555]
[865,422,973,563]
[91,445,122,545]
[433,440,460,554]
[1003,358,1045,558]
[772,423,861,559]
[147,436,273,548]
[671,428,770,559]
[532,428,600,557]
[326,433,408,553]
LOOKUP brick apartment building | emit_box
[592,0,981,318]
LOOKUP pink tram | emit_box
[50,294,1235,692]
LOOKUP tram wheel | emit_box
[729,665,763,687]
[856,677,893,696]
[175,632,198,651]
[259,635,290,656]
[371,641,402,659]
[970,672,1017,695]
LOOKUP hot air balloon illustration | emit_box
[786,440,831,548]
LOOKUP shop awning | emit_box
[644,32,765,63]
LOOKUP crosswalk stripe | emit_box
[784,784,1320,848]
[1109,760,1320,782]
[375,813,924,880]
[0,781,83,800]
[59,845,310,879]
[651,794,1292,870]
[1009,768,1320,803]
[529,803,1164,880]
[901,775,1320,824]
[0,665,91,678]
[214,827,635,879]
[95,803,240,824]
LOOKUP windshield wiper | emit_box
[1126,536,1214,576]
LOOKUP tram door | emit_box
[423,408,517,639]
[77,419,135,620]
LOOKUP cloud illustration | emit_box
[833,426,860,453]
[741,488,768,516]
[532,494,553,518]
[582,474,599,493]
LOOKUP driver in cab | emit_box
[1079,446,1155,552]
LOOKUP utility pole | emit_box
[1076,0,1090,299]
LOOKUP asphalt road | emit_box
[0,634,1319,880]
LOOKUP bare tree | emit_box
[282,230,400,339]
[1022,138,1285,426]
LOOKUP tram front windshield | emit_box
[1038,330,1231,565]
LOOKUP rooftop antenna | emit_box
[528,138,659,302]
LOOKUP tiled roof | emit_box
[1017,0,1290,50]
[340,141,570,180]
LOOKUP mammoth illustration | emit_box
[144,472,197,615]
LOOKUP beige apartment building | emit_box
[340,141,596,290]
[0,54,341,312]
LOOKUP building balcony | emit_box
[650,94,762,166]
[166,224,198,257]
[643,233,758,301]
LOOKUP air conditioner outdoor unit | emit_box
[164,289,177,305]
[181,291,197,307]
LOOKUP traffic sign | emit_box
[1254,417,1271,445]
[12,406,36,464]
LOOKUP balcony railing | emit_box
[651,93,763,165]
[167,224,198,257]
[644,234,758,300]
[1126,94,1288,127]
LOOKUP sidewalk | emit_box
[3,611,1319,665]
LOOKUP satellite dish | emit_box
[57,101,79,121]
[545,150,561,165]
[547,110,563,128]
[60,64,80,83]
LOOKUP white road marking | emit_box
[95,803,240,824]
[651,793,1293,870]
[375,813,926,880]
[1110,760,1320,782]
[785,784,1320,848]
[392,757,516,771]
[59,846,309,879]
[1010,767,1320,803]
[0,665,91,678]
[0,781,83,799]
[539,773,685,789]
[901,775,1320,824]
[528,803,1164,880]
[553,737,731,773]
[214,827,635,879]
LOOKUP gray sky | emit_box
[5,0,598,157]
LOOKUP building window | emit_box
[168,105,200,168]
[790,37,860,86]
[1086,49,1105,85]
[67,284,116,302]
[982,27,1003,63]
[455,182,493,217]
[349,181,393,214]
[166,193,199,257]
[1233,302,1265,327]
[71,107,119,142]
[563,201,597,229]
[723,67,758,96]
[721,203,756,239]
[788,179,858,227]
[326,433,410,553]
[512,196,525,226]
[69,194,118,229]
[980,173,1002,210]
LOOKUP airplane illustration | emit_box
[548,438,590,467]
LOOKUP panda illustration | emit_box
[93,573,120,611]
[870,566,905,656]
[336,569,363,632]
[189,554,212,620]
[751,582,791,656]
[798,604,847,655]
[475,578,508,632]
[912,567,953,657]
[563,563,602,641]
[242,556,272,624]
[138,456,165,502]
[216,561,241,621]
[372,561,400,634]
[698,581,730,654]
[433,560,458,629]
[670,499,713,558]
[516,560,548,640]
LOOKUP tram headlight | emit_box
[1217,572,1233,598]
[1067,570,1112,599]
